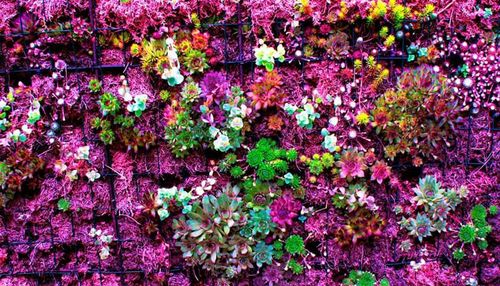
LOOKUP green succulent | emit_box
[308,158,324,175]
[98,92,121,116]
[230,166,244,178]
[173,184,248,274]
[453,249,465,261]
[287,258,303,275]
[272,241,284,259]
[252,242,274,268]
[285,149,298,161]
[184,49,209,74]
[471,204,487,224]
[489,205,498,216]
[247,149,264,167]
[458,225,476,244]
[343,270,382,286]
[88,79,102,93]
[257,164,276,181]
[285,235,305,255]
[321,153,335,168]
[246,138,299,185]
[240,209,275,238]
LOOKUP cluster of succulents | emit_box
[453,204,497,261]
[370,66,460,162]
[91,78,156,151]
[0,0,498,285]
[399,175,468,242]
[343,270,390,286]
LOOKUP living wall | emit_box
[0,0,498,285]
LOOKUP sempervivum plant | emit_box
[335,208,385,247]
[172,184,250,276]
[370,65,460,162]
[270,192,302,229]
[399,175,468,242]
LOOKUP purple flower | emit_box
[270,192,301,228]
[200,72,229,105]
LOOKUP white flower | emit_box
[334,96,342,106]
[99,246,110,260]
[213,133,231,152]
[76,146,90,160]
[158,187,177,200]
[86,169,101,182]
[21,124,32,134]
[230,117,244,130]
[0,100,6,109]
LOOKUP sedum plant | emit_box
[399,175,468,242]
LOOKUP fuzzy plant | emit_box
[370,65,459,162]
[343,270,390,286]
[399,175,468,242]
[244,138,299,186]
[453,204,496,261]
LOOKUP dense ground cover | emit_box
[0,0,498,285]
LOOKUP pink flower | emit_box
[336,148,367,181]
[270,192,301,228]
[370,160,391,184]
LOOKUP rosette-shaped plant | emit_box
[240,209,276,238]
[335,209,385,247]
[253,242,274,268]
[172,184,248,274]
[400,176,468,242]
[406,213,434,242]
[270,193,301,228]
[371,65,459,161]
[248,71,284,110]
[325,32,350,59]
[336,148,367,181]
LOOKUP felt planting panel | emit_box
[0,0,498,285]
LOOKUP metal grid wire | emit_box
[0,0,497,285]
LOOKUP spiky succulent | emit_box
[284,235,305,255]
[252,242,274,268]
[287,258,304,275]
[99,92,121,116]
[245,138,299,185]
[458,224,476,244]
[240,209,275,238]
[401,176,467,242]
[342,270,377,286]
[173,184,249,275]
[406,213,434,242]
[335,209,385,247]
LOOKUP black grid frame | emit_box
[0,0,498,285]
